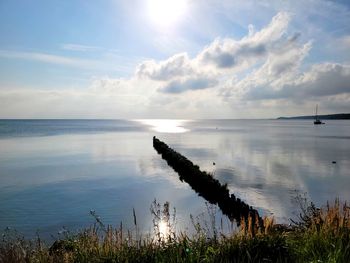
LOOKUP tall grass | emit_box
[1,199,350,262]
[288,199,350,262]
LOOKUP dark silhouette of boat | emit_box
[314,105,325,125]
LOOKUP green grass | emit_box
[1,199,350,263]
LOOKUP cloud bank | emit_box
[1,11,350,118]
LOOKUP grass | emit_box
[1,199,350,262]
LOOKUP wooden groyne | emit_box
[153,136,262,226]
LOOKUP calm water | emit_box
[1,119,350,239]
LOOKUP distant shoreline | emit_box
[1,116,350,121]
[277,113,350,120]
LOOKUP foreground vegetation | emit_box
[1,199,350,263]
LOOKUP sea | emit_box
[0,119,349,239]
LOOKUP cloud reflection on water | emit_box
[1,119,350,238]
[159,120,350,223]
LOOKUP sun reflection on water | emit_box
[158,219,169,238]
[136,119,190,133]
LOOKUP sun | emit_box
[147,0,187,28]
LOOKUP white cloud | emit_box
[242,63,350,101]
[2,9,350,118]
[0,85,150,119]
[0,50,100,69]
[139,12,292,75]
[225,40,312,100]
[198,12,291,70]
[135,12,297,95]
[294,63,350,97]
[337,35,350,49]
[61,44,102,52]
[160,76,218,93]
[136,53,194,80]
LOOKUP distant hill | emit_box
[277,113,350,120]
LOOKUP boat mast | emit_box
[315,104,318,120]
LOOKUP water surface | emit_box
[0,119,349,238]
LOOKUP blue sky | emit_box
[0,0,350,118]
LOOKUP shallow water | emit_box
[0,119,349,239]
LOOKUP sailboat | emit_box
[314,105,324,125]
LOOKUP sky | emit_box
[0,0,350,119]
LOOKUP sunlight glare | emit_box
[137,119,189,133]
[147,0,187,28]
[158,220,168,238]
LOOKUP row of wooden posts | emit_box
[153,136,262,226]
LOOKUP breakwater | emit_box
[153,136,262,226]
